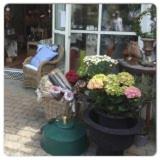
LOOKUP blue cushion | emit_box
[30,44,58,68]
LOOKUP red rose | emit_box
[65,70,79,85]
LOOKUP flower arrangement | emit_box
[49,85,76,117]
[50,85,74,102]
[78,55,118,78]
[87,72,142,117]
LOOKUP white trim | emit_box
[71,30,136,36]
[99,31,136,36]
[65,4,71,73]
[71,30,98,34]
[52,4,55,43]
[97,4,102,55]
[54,30,66,35]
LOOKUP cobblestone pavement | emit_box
[4,79,156,156]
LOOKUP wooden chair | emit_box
[23,45,64,88]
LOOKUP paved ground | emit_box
[4,78,156,156]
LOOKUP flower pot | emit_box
[94,109,137,129]
[141,38,155,66]
[83,107,144,155]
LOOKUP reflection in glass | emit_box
[55,34,65,71]
[100,35,133,59]
[71,4,98,30]
[101,4,141,31]
[70,33,97,70]
[55,4,66,31]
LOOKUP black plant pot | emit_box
[94,109,137,129]
[83,107,144,155]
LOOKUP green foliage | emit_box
[131,5,156,38]
[77,64,87,78]
[135,74,156,102]
[86,61,114,78]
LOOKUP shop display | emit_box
[123,40,142,65]
[111,11,123,31]
[86,35,97,55]
[71,4,98,30]
[101,4,141,31]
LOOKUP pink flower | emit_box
[124,86,141,99]
[50,86,62,95]
[64,91,74,101]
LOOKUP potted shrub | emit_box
[77,55,118,79]
[131,5,156,66]
[82,72,144,155]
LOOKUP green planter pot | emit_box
[40,118,88,155]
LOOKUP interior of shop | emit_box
[4,4,52,68]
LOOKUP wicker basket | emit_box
[40,96,67,120]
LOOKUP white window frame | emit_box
[52,4,151,73]
[52,4,71,73]
[70,4,137,56]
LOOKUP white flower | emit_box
[83,55,118,66]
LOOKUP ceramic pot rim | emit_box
[83,106,144,135]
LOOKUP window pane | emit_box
[101,4,141,32]
[71,4,98,30]
[100,35,135,59]
[55,4,66,31]
[55,34,65,71]
[70,33,97,70]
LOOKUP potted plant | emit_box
[131,5,156,66]
[75,55,118,119]
[82,72,144,155]
[77,55,118,79]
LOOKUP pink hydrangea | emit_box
[124,86,141,99]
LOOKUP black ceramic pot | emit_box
[83,107,144,155]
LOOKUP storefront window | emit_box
[55,4,66,31]
[71,4,98,30]
[55,34,65,71]
[70,33,97,70]
[100,35,132,59]
[101,4,141,31]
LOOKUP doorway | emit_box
[4,4,52,69]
